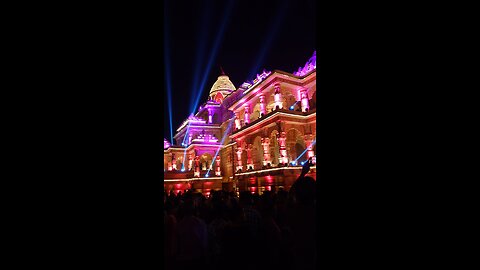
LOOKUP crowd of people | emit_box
[164,164,316,270]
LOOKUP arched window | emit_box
[214,92,224,103]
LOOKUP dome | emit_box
[209,75,236,94]
[209,74,236,103]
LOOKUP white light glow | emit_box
[234,166,314,176]
[164,176,223,182]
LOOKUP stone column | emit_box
[188,153,193,170]
[278,131,288,164]
[261,137,271,166]
[259,95,266,117]
[215,155,221,176]
[235,111,241,130]
[236,144,243,171]
[171,153,177,170]
[246,146,254,170]
[194,156,200,177]
[244,105,250,125]
[274,83,283,110]
[299,87,310,112]
[208,108,213,124]
[304,134,315,159]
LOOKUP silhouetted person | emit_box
[164,205,177,270]
[258,191,282,269]
[218,205,251,270]
[207,198,229,269]
[239,191,261,237]
[175,198,207,270]
[286,158,316,270]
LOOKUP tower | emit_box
[209,69,236,103]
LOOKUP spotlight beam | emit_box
[294,140,316,164]
[181,123,192,171]
[206,117,235,177]
[247,0,288,80]
[191,0,235,115]
[189,0,212,110]
[164,1,174,145]
[181,122,192,146]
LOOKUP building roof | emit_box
[209,74,236,95]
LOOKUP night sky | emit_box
[164,0,316,143]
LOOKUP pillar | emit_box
[259,95,266,117]
[246,146,254,170]
[171,153,177,170]
[235,111,241,130]
[215,155,221,176]
[278,131,288,165]
[208,108,213,124]
[261,137,271,166]
[194,156,200,177]
[244,106,250,124]
[304,134,315,160]
[274,83,283,110]
[236,144,243,171]
[300,87,310,112]
[188,153,193,170]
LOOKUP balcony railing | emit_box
[232,107,316,134]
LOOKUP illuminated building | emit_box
[164,51,316,195]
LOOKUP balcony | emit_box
[164,168,222,180]
[232,107,316,134]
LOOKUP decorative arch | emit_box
[265,93,276,113]
[270,130,280,166]
[214,92,224,103]
[286,128,304,139]
[294,137,307,163]
[252,136,263,169]
[280,88,291,109]
[200,153,213,171]
[285,93,297,109]
[241,141,248,169]
[251,103,261,122]
[270,129,279,138]
[286,128,304,161]
[176,155,184,169]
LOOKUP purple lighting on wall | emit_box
[164,138,171,149]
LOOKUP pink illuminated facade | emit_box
[164,51,317,195]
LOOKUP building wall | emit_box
[164,53,317,196]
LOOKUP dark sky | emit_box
[164,0,316,143]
